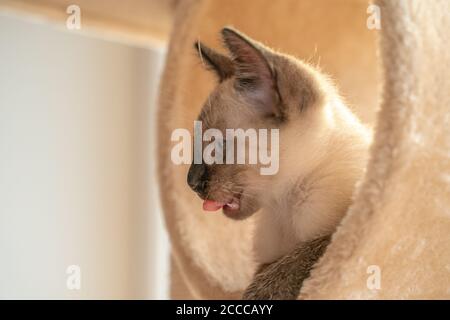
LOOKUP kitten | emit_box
[187,27,371,299]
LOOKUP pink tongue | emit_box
[203,200,225,212]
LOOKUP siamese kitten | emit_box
[187,28,371,299]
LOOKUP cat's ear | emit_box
[194,41,234,81]
[221,27,279,117]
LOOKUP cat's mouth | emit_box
[202,194,241,215]
[200,190,259,220]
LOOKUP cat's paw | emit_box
[242,267,299,300]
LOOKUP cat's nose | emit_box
[187,164,208,195]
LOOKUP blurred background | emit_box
[0,0,174,299]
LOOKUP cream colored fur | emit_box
[254,96,371,264]
[191,29,372,268]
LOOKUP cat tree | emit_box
[157,0,450,299]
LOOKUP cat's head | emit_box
[187,27,336,220]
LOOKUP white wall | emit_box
[0,14,169,299]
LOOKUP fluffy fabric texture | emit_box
[158,0,450,299]
[300,0,450,299]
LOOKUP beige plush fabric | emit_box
[158,0,378,299]
[300,0,450,299]
[157,0,450,299]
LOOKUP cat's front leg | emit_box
[242,234,331,300]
